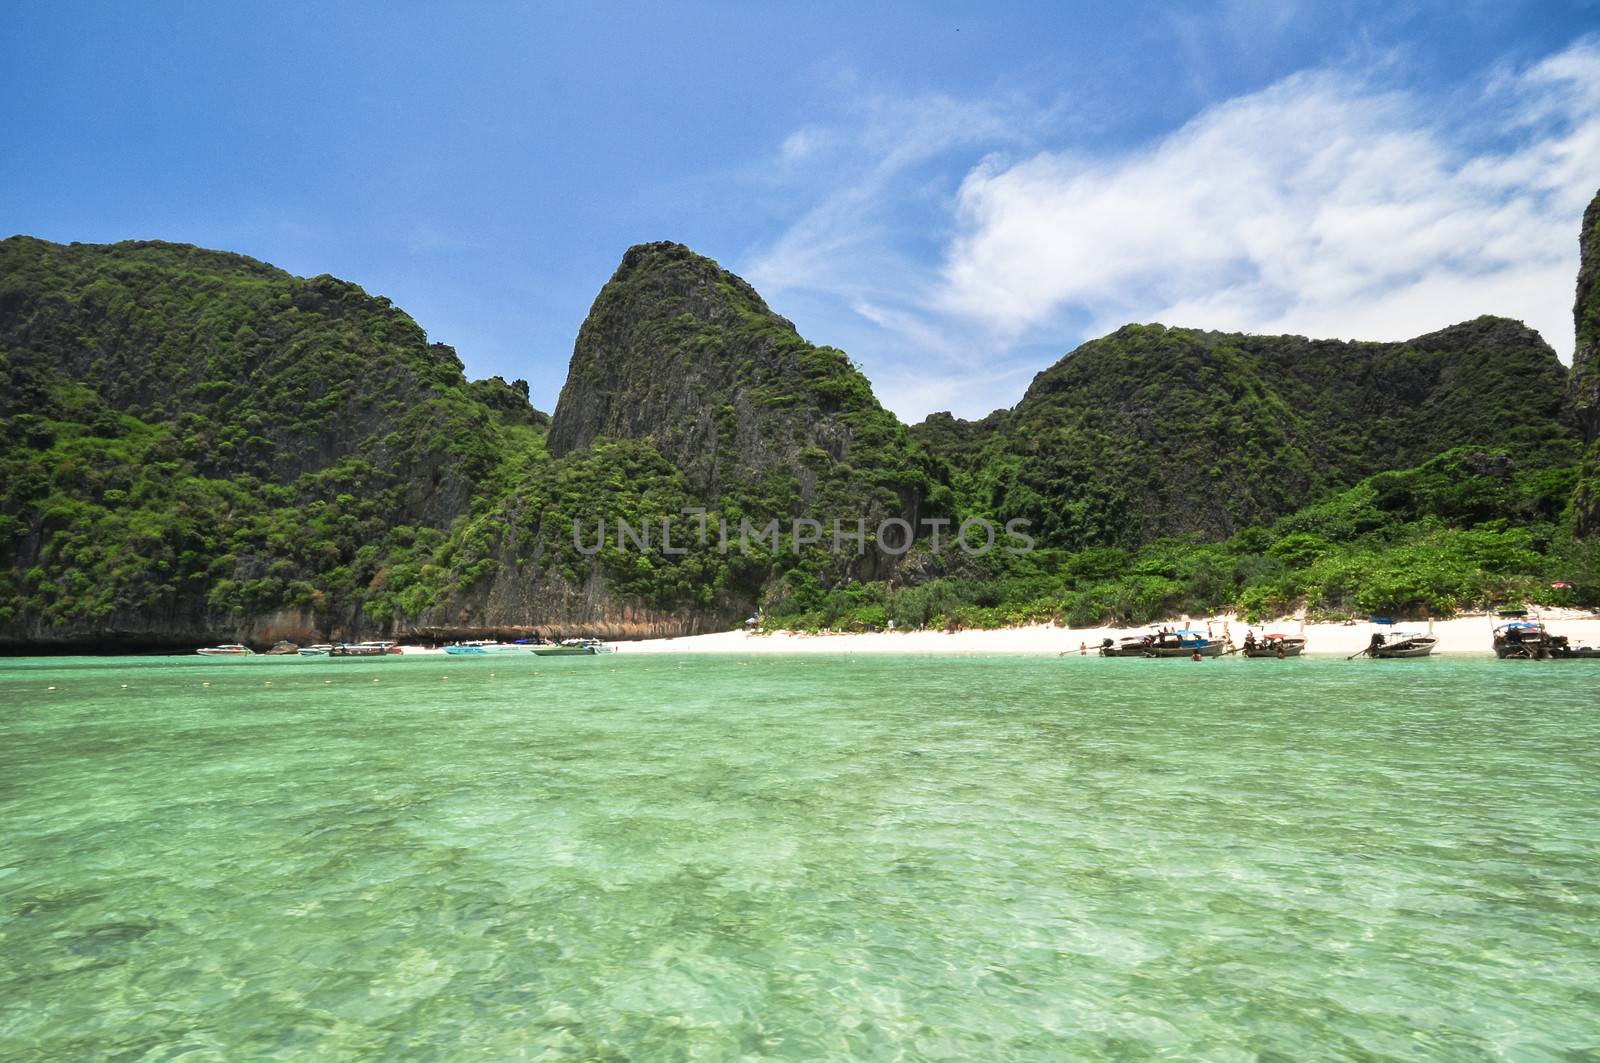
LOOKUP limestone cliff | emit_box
[915,316,1575,547]
[0,237,546,651]
[548,242,929,517]
[1569,188,1600,536]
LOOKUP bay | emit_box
[2,653,1597,1059]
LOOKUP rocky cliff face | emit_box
[548,242,928,515]
[1571,189,1600,443]
[1569,188,1600,536]
[0,237,543,651]
[5,211,1596,649]
[917,316,1575,546]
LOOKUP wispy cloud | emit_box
[744,91,1048,301]
[739,89,1059,416]
[939,39,1599,358]
[740,38,1600,421]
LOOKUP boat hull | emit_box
[1371,641,1435,658]
[1496,641,1600,659]
[1148,642,1223,658]
[1097,635,1221,657]
[531,645,595,656]
[1243,643,1305,658]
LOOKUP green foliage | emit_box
[0,237,549,636]
[760,449,1600,631]
[915,319,1577,549]
[3,234,1592,646]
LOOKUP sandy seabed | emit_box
[618,611,1600,657]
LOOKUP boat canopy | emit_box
[1369,617,1396,625]
[1497,608,1529,618]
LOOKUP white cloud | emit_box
[939,40,1600,363]
[779,126,832,163]
[739,91,1060,417]
[745,92,1044,301]
[740,39,1600,421]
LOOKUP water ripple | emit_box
[1,654,1597,1058]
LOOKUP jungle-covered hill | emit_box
[0,236,547,648]
[913,316,1576,549]
[3,191,1599,650]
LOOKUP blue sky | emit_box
[4,1,1598,419]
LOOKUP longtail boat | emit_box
[1241,633,1306,657]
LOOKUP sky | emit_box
[3,1,1598,420]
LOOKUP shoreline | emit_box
[5,611,1599,659]
[616,611,1600,657]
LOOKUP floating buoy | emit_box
[324,680,331,685]
[265,681,272,686]
[46,685,57,691]
[202,682,211,688]
[120,683,129,689]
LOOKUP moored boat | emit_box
[532,638,614,656]
[329,641,398,657]
[1493,608,1600,659]
[1371,635,1436,658]
[1357,618,1435,659]
[1146,629,1223,657]
[445,640,541,655]
[1493,610,1553,659]
[297,644,333,657]
[1241,633,1306,657]
[196,643,253,656]
[1097,629,1221,657]
[1099,634,1155,657]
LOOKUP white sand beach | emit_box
[619,611,1600,657]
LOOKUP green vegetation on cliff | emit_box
[915,317,1575,548]
[1569,188,1600,536]
[3,220,1596,648]
[549,241,939,520]
[0,237,544,643]
[761,448,1597,632]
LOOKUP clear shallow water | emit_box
[1,653,1597,1060]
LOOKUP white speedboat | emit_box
[196,644,253,656]
[444,640,537,655]
[532,638,614,656]
[297,644,333,657]
[329,641,399,657]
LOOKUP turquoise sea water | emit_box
[1,652,1597,1060]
